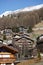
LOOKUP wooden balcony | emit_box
[0,58,16,63]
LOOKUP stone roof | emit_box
[15,36,34,43]
[37,34,43,43]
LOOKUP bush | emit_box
[27,26,33,33]
[3,31,6,40]
[12,26,20,33]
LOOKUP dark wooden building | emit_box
[0,44,18,65]
[37,34,43,53]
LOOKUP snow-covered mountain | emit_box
[0,4,43,17]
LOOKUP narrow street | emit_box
[31,61,43,65]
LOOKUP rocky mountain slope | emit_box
[0,4,43,29]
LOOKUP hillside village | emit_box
[0,24,43,65]
[0,5,43,65]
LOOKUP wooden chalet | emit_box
[0,44,18,65]
[12,34,37,59]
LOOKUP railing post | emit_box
[11,63,14,65]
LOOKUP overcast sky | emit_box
[0,0,43,14]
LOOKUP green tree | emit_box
[3,31,6,40]
[12,26,20,33]
[37,49,41,60]
[27,26,33,33]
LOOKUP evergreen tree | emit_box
[3,31,6,40]
[12,26,20,33]
[27,26,33,33]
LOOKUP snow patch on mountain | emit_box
[0,4,43,17]
[0,11,14,17]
